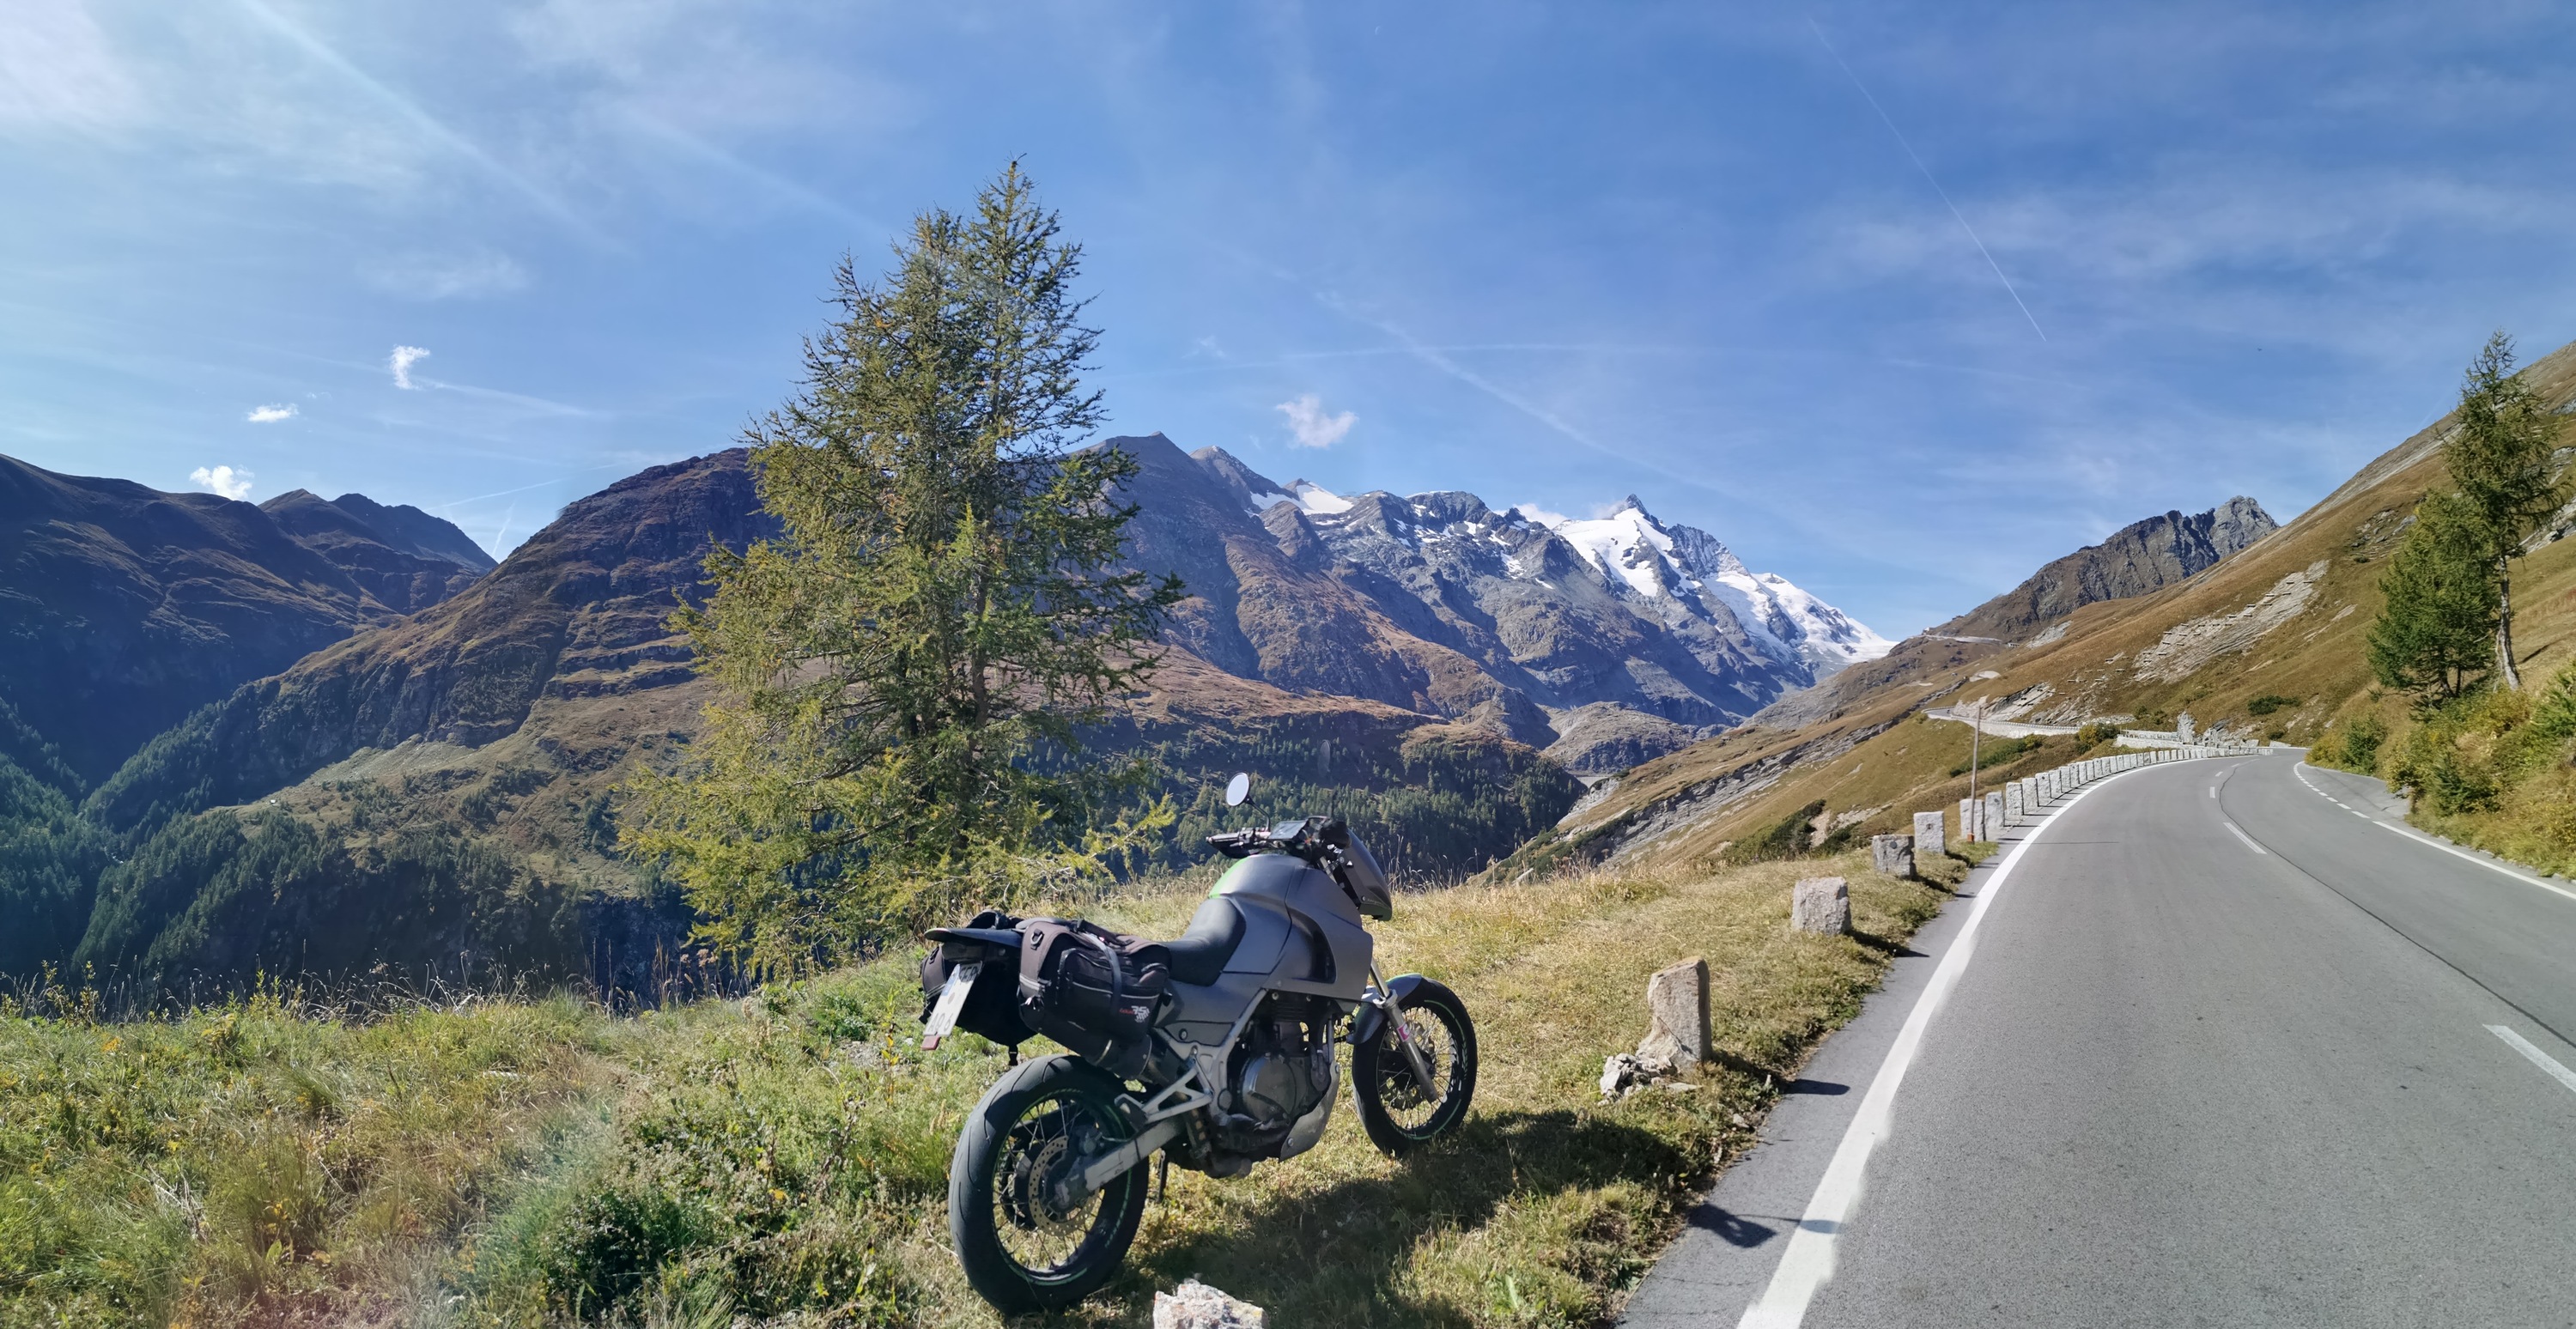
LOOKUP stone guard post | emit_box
[1984,791,2004,840]
[1914,810,1947,857]
[1870,833,1916,879]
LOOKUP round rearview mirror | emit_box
[1224,772,1251,807]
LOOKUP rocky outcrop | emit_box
[1932,498,2278,643]
[1542,702,1708,776]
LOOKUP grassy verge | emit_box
[7,847,1983,1328]
[2309,669,2576,877]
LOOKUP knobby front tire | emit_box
[947,1054,1151,1314]
[1352,977,1477,1156]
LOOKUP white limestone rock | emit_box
[1154,1279,1267,1329]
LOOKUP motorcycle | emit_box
[915,773,1478,1313]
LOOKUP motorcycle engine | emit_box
[1224,996,1335,1132]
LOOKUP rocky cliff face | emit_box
[0,453,492,785]
[1930,497,2278,643]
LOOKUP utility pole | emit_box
[1966,697,1985,838]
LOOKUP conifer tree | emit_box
[2443,332,2569,689]
[2366,489,2501,701]
[625,166,1181,971]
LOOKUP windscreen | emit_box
[1340,833,1394,919]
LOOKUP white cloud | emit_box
[369,252,529,300]
[1511,502,1571,528]
[1275,392,1355,449]
[389,344,430,389]
[190,464,254,500]
[246,403,297,422]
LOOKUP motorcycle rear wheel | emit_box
[948,1054,1151,1314]
[1352,978,1477,1156]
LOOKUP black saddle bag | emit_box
[916,909,1033,1048]
[1016,918,1171,1077]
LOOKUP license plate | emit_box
[920,962,981,1049]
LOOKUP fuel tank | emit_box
[1207,853,1374,1001]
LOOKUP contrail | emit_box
[428,460,634,513]
[235,0,603,243]
[1807,18,2047,343]
[621,109,885,234]
[1319,295,1765,507]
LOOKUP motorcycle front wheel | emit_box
[1352,977,1478,1156]
[948,1054,1151,1314]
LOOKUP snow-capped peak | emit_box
[1533,496,1893,677]
[1284,479,1352,515]
[1552,498,1679,599]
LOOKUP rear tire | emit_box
[1352,978,1477,1156]
[948,1054,1151,1314]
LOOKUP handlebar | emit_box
[1206,815,1343,867]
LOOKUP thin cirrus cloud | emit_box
[389,344,430,390]
[246,403,298,422]
[1275,392,1355,449]
[368,252,530,300]
[189,464,253,500]
[0,0,139,129]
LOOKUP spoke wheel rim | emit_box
[991,1090,1125,1279]
[1373,1006,1461,1135]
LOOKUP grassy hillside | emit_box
[1549,337,2576,877]
[4,844,1984,1329]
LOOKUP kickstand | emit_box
[1007,1045,1018,1067]
[1157,1152,1170,1205]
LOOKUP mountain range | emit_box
[0,435,1905,989]
[70,419,2397,1004]
[0,456,494,786]
[1124,434,1890,773]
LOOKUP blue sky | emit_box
[4,2,2573,634]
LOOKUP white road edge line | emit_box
[2223,821,2269,855]
[1733,763,2150,1329]
[2296,763,2576,904]
[2488,1024,2576,1095]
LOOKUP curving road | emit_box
[1622,749,2576,1328]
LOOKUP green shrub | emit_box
[2529,663,2576,743]
[1946,736,2039,777]
[2245,694,2300,717]
[2074,721,2120,749]
[2330,712,2390,774]
[1722,800,1826,865]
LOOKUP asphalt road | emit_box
[1622,749,2576,1328]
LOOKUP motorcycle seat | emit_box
[1160,896,1246,986]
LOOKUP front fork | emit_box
[1369,965,1440,1092]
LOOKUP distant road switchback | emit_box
[1622,748,2576,1328]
